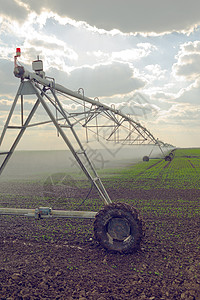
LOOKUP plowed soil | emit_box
[0,179,200,300]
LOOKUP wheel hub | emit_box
[107,217,130,241]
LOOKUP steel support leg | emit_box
[0,96,41,176]
[50,88,111,205]
[31,82,112,205]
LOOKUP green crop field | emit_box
[102,147,200,190]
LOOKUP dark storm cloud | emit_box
[0,0,28,22]
[49,62,145,97]
[12,0,200,34]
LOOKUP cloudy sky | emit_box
[0,0,200,151]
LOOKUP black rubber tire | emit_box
[94,202,144,253]
[165,155,172,161]
[143,156,149,162]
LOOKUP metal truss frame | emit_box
[0,60,173,219]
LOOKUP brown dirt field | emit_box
[0,181,200,300]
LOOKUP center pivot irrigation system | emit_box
[0,49,174,253]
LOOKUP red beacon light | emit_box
[16,48,21,57]
[14,48,21,69]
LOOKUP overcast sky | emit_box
[0,0,200,151]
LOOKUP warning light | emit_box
[16,48,21,57]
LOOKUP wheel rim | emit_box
[107,217,131,241]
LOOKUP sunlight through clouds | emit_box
[112,44,156,62]
[0,1,200,147]
[173,41,200,80]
